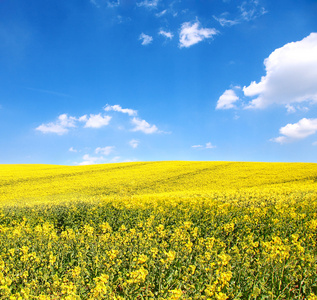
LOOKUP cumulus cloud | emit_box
[159,30,173,39]
[137,0,159,8]
[139,33,153,45]
[95,146,115,155]
[82,114,112,128]
[192,142,216,149]
[216,89,240,110]
[104,104,137,116]
[243,33,317,109]
[131,117,158,134]
[36,105,163,138]
[179,21,218,48]
[79,154,104,166]
[129,139,139,148]
[37,113,111,133]
[36,114,77,135]
[271,118,317,144]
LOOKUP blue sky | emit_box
[1,0,317,165]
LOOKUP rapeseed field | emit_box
[0,161,317,299]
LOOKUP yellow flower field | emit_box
[0,161,317,299]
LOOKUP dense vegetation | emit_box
[0,162,317,299]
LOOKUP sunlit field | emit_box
[1,161,317,299]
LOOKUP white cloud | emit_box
[156,9,167,17]
[214,0,266,27]
[131,117,158,134]
[36,114,77,135]
[179,21,218,48]
[243,33,317,109]
[83,114,112,128]
[286,104,296,114]
[36,105,163,139]
[90,0,99,7]
[192,142,216,149]
[69,147,77,152]
[137,0,159,8]
[272,118,317,144]
[95,146,115,155]
[205,142,216,149]
[104,104,137,116]
[239,0,267,22]
[129,139,139,148]
[107,0,120,7]
[139,33,153,45]
[216,89,240,110]
[313,141,317,146]
[110,156,121,163]
[213,15,239,27]
[79,154,104,166]
[159,30,173,39]
[78,115,88,122]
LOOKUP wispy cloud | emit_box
[271,118,317,144]
[129,139,140,148]
[79,154,104,165]
[179,21,218,48]
[26,87,71,98]
[137,0,159,9]
[213,15,239,27]
[104,104,137,116]
[110,156,121,163]
[192,142,216,149]
[69,147,77,152]
[90,0,99,7]
[95,146,115,155]
[239,0,267,22]
[159,30,173,39]
[139,33,153,45]
[156,9,167,17]
[205,142,216,149]
[107,0,120,8]
[214,0,267,27]
[131,117,159,134]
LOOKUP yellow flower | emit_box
[127,267,148,284]
[137,254,148,264]
[168,289,183,300]
[218,253,231,266]
[215,292,228,300]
